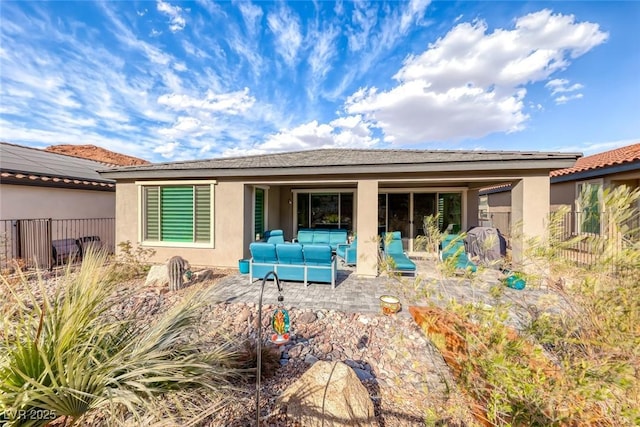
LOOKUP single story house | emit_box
[479,143,640,235]
[99,148,580,277]
[0,142,116,267]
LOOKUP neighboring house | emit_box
[0,142,117,267]
[100,148,579,277]
[479,143,640,235]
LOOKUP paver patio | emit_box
[209,258,561,328]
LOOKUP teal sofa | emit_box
[249,242,337,288]
[383,231,417,276]
[294,228,348,251]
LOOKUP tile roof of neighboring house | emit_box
[0,142,115,189]
[100,148,581,179]
[550,143,640,177]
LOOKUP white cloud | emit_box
[157,88,255,114]
[153,141,181,159]
[222,116,379,157]
[308,25,339,78]
[400,0,431,33]
[545,78,584,104]
[347,2,378,52]
[237,1,263,37]
[173,62,187,72]
[554,93,583,104]
[267,5,302,66]
[554,138,639,155]
[157,0,187,32]
[345,9,607,143]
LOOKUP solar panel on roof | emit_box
[0,143,113,183]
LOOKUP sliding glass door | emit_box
[296,192,354,231]
[378,191,463,251]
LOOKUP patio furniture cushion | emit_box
[336,237,357,265]
[275,243,305,281]
[297,229,315,245]
[249,242,279,280]
[441,234,477,272]
[303,244,335,286]
[264,229,285,244]
[295,228,348,251]
[383,231,416,275]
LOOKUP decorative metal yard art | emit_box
[256,271,290,425]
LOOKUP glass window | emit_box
[311,194,340,228]
[297,193,309,229]
[143,185,211,243]
[577,182,602,234]
[388,193,410,237]
[413,193,437,238]
[378,194,387,235]
[340,193,353,231]
[296,192,353,231]
[254,188,265,238]
[438,193,462,233]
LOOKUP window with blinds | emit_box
[254,188,265,238]
[143,184,212,243]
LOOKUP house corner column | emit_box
[465,189,479,230]
[356,179,379,277]
[511,176,550,263]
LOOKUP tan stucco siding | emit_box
[115,180,246,268]
[356,179,379,277]
[550,181,575,211]
[465,189,479,228]
[0,184,115,220]
[487,191,512,211]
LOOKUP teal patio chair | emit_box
[383,231,416,276]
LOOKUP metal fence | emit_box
[0,218,115,272]
[477,210,639,269]
[552,210,640,268]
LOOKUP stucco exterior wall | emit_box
[550,181,574,211]
[115,180,246,268]
[487,191,512,211]
[356,179,379,277]
[0,183,115,220]
[511,176,550,263]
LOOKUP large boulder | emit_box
[276,361,375,426]
[144,264,169,287]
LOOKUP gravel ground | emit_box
[4,268,478,426]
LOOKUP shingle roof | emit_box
[0,142,115,188]
[101,148,580,176]
[550,143,640,177]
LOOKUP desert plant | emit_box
[414,214,442,254]
[112,240,156,280]
[233,339,281,382]
[0,248,243,426]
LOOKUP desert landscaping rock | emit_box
[297,311,317,324]
[276,361,375,427]
[144,264,169,287]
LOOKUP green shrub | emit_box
[0,248,243,426]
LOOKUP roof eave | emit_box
[551,161,640,184]
[100,158,580,180]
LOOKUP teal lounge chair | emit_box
[383,231,416,276]
[440,234,477,272]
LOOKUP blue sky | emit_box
[1,1,638,162]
